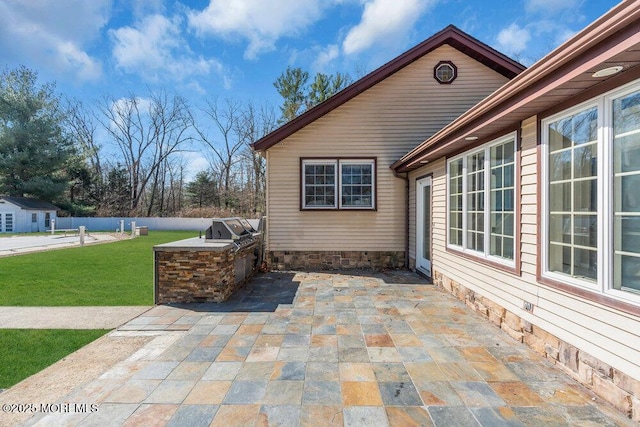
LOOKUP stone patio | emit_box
[21,271,634,426]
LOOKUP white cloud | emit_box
[110,14,226,85]
[0,0,109,81]
[181,151,211,181]
[131,0,165,18]
[342,0,432,55]
[525,0,580,15]
[496,23,531,57]
[107,96,153,131]
[187,0,325,60]
[56,42,103,82]
[313,44,340,71]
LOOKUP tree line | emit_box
[0,66,351,218]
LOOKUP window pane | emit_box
[549,119,572,151]
[549,214,571,244]
[574,179,597,212]
[503,141,514,163]
[504,213,514,237]
[491,144,503,166]
[573,108,598,144]
[549,244,571,274]
[504,164,514,187]
[614,91,640,134]
[617,216,640,253]
[574,144,597,178]
[503,237,514,260]
[614,134,640,174]
[616,175,640,212]
[491,235,502,257]
[613,89,640,293]
[550,182,571,212]
[550,151,571,181]
[574,248,597,280]
[619,255,640,293]
[574,215,597,248]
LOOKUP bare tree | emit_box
[66,98,103,184]
[97,90,193,214]
[238,102,277,214]
[194,98,246,210]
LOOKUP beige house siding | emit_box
[408,115,640,383]
[266,44,510,253]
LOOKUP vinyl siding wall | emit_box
[408,115,640,382]
[266,44,509,252]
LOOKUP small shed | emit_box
[0,196,59,233]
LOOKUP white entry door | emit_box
[416,177,432,278]
[31,213,38,232]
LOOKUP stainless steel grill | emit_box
[205,217,259,251]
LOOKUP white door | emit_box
[416,177,432,278]
[31,213,38,232]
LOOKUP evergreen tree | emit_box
[0,66,73,201]
[186,170,219,208]
[273,67,309,123]
[274,67,352,123]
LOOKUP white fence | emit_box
[56,217,215,232]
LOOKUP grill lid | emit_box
[236,217,256,233]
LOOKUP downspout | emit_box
[393,170,410,269]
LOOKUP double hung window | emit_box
[5,213,13,232]
[542,79,640,302]
[447,134,516,265]
[302,159,375,210]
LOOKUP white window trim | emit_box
[541,78,640,306]
[302,159,338,209]
[301,158,376,210]
[541,99,601,292]
[339,159,375,210]
[446,132,517,268]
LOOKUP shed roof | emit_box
[393,1,640,172]
[0,196,60,210]
[252,25,525,152]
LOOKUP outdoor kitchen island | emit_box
[154,219,261,304]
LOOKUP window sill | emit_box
[536,275,640,317]
[300,207,377,211]
[445,246,520,276]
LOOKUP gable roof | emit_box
[0,196,59,210]
[252,25,525,152]
[392,1,640,172]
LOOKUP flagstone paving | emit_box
[21,271,635,426]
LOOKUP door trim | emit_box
[416,176,432,279]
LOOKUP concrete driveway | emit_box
[0,234,120,257]
[2,271,633,426]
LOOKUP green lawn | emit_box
[0,231,196,306]
[0,329,109,388]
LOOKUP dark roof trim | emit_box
[252,25,525,152]
[392,2,640,172]
[0,196,59,210]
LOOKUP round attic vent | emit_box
[434,61,457,84]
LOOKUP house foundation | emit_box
[267,250,405,270]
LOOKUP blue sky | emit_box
[0,0,621,177]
